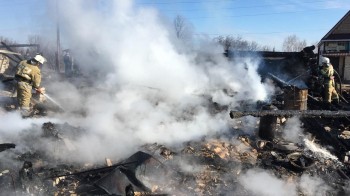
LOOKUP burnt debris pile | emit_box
[1,121,350,195]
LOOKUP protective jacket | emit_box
[320,64,335,88]
[15,60,42,111]
[15,60,41,88]
[319,64,339,103]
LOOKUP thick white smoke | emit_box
[0,111,59,135]
[0,0,273,163]
[239,169,335,196]
[239,169,297,196]
[282,116,303,143]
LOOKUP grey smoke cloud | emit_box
[299,174,332,196]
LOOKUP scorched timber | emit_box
[230,110,350,118]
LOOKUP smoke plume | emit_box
[0,0,274,164]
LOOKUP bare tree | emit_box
[27,35,57,71]
[173,15,193,41]
[214,36,234,51]
[174,15,185,39]
[0,36,22,53]
[214,35,271,51]
[260,45,272,51]
[0,36,17,45]
[282,35,307,52]
[27,35,41,56]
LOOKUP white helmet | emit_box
[34,54,46,64]
[319,56,330,66]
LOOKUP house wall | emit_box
[345,56,350,81]
[319,41,350,82]
[340,56,345,79]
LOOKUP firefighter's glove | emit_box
[36,87,46,94]
[330,76,334,80]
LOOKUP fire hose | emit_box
[333,69,348,103]
[35,88,65,112]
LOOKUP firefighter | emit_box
[15,54,46,117]
[63,49,73,78]
[319,56,339,110]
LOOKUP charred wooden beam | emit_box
[0,143,15,152]
[230,110,350,119]
[0,50,21,55]
[48,161,137,179]
[0,44,39,49]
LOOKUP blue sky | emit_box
[0,0,349,50]
[135,0,350,49]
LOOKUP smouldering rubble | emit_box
[1,120,350,195]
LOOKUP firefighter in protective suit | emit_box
[319,56,339,110]
[15,54,46,117]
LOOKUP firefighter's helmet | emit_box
[320,56,330,66]
[33,54,46,64]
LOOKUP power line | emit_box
[137,0,237,5]
[189,8,344,19]
[150,0,329,12]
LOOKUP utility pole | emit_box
[55,0,61,73]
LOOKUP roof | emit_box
[321,10,350,41]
